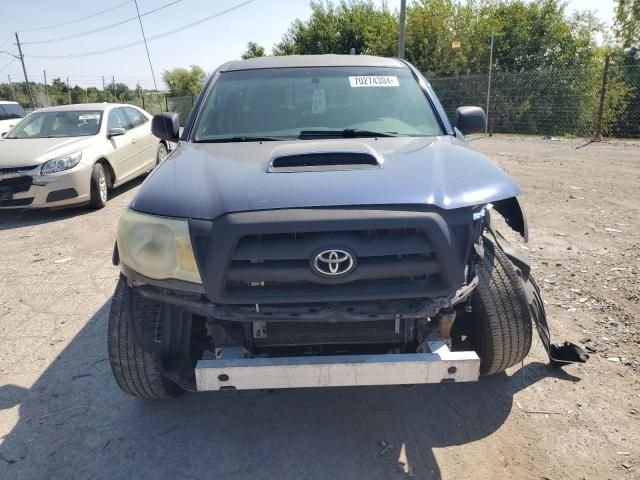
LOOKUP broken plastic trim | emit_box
[486,224,588,368]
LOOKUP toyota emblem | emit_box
[311,248,356,277]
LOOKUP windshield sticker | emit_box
[312,89,326,114]
[349,76,399,87]
[78,114,100,120]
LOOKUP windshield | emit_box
[193,67,442,141]
[0,103,25,121]
[7,110,103,139]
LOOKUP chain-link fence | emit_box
[3,61,639,139]
[429,61,640,139]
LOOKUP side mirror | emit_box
[455,106,487,136]
[0,132,7,138]
[151,112,180,142]
[107,127,126,138]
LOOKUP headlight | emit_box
[117,209,202,284]
[41,151,82,175]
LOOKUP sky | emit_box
[0,0,616,90]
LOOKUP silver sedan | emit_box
[0,103,169,209]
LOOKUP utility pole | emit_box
[485,29,495,134]
[102,75,105,91]
[43,70,50,106]
[14,32,35,109]
[66,77,72,104]
[85,88,89,103]
[133,0,164,110]
[398,0,407,59]
[7,75,16,101]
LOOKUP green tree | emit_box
[162,65,206,96]
[50,78,69,105]
[242,41,266,59]
[273,1,397,56]
[403,0,602,75]
[615,0,640,48]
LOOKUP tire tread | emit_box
[472,236,533,375]
[108,279,182,399]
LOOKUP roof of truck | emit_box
[219,54,406,72]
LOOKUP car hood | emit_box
[131,136,521,219]
[0,136,96,168]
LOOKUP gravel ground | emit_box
[0,135,638,480]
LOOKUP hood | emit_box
[131,136,521,219]
[0,136,96,168]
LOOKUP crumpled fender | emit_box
[492,196,528,241]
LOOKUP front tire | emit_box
[89,162,108,209]
[468,236,533,375]
[156,142,168,166]
[107,279,184,400]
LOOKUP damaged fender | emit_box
[492,196,528,241]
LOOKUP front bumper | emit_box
[0,163,92,209]
[195,340,480,390]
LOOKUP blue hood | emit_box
[131,136,520,219]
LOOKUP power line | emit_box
[22,0,183,46]
[24,0,258,59]
[0,58,17,75]
[18,1,133,33]
[133,0,163,110]
[0,35,13,51]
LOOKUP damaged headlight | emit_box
[116,209,202,284]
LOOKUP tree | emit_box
[615,0,640,48]
[273,1,397,56]
[162,65,207,96]
[242,41,266,59]
[403,0,602,75]
[272,0,601,75]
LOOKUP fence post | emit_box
[165,95,169,111]
[191,93,194,108]
[142,95,145,110]
[485,29,495,134]
[594,54,610,141]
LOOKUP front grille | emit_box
[192,208,473,304]
[0,165,39,174]
[253,319,414,347]
[226,229,444,298]
[0,176,33,194]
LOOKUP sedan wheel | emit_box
[156,143,168,165]
[89,163,108,209]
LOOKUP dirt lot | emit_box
[0,135,638,480]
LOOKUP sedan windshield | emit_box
[193,67,442,142]
[7,110,103,139]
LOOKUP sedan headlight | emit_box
[41,151,82,175]
[117,209,202,284]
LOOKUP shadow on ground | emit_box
[0,177,143,231]
[0,300,580,480]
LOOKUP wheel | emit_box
[465,236,533,375]
[89,162,108,209]
[156,142,168,166]
[107,279,184,400]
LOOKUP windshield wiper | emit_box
[195,136,286,143]
[298,129,401,139]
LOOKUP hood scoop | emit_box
[266,141,383,173]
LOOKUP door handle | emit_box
[131,137,137,144]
